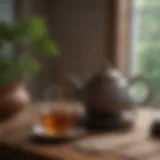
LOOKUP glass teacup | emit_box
[40,102,82,135]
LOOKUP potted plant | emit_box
[0,17,59,121]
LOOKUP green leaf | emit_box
[26,17,47,40]
[12,20,28,38]
[33,39,59,56]
[0,21,14,41]
[18,58,40,75]
[0,58,21,84]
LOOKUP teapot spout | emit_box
[68,76,85,101]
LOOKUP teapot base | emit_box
[85,108,134,131]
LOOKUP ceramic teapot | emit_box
[69,63,154,115]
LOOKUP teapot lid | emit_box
[85,61,119,90]
[91,61,121,80]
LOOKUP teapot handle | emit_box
[128,75,155,105]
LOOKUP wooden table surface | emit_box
[0,103,158,160]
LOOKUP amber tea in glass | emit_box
[40,103,78,135]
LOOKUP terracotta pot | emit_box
[0,84,30,122]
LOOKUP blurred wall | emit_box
[15,0,116,99]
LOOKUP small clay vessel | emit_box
[0,84,30,122]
